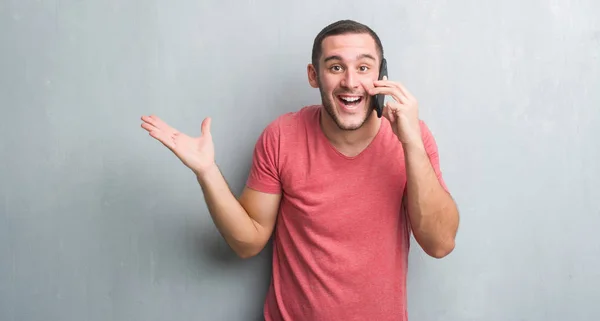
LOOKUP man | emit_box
[141,19,459,321]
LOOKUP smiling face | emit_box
[308,33,382,131]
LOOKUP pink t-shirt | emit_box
[246,105,448,321]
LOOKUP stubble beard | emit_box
[318,82,372,132]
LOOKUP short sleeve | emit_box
[419,121,449,193]
[245,120,282,194]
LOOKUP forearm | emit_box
[196,164,261,256]
[403,142,459,258]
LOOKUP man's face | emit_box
[308,33,381,131]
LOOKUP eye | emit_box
[330,65,343,72]
[359,66,369,72]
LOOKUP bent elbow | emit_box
[232,243,264,259]
[236,249,260,259]
[427,240,455,259]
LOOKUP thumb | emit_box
[201,117,212,136]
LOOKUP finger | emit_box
[151,115,179,134]
[382,103,394,122]
[372,79,404,94]
[142,115,178,134]
[368,86,407,104]
[201,117,212,136]
[141,121,176,141]
[384,100,404,115]
[149,130,176,150]
[382,100,401,123]
[141,121,163,134]
[374,80,415,101]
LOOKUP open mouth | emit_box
[337,95,364,108]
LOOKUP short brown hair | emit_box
[311,20,384,70]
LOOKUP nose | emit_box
[340,70,359,89]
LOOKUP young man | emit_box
[141,19,459,321]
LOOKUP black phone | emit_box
[372,58,388,118]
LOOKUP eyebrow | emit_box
[323,53,377,63]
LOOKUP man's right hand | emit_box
[141,114,281,258]
[141,115,215,177]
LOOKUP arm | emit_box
[366,78,459,259]
[404,122,459,259]
[140,114,281,259]
[198,118,283,258]
[197,165,281,259]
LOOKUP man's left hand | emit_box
[367,76,423,147]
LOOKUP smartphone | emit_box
[372,58,388,118]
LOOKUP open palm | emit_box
[141,115,215,176]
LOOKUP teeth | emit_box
[340,96,360,102]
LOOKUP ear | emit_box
[307,64,319,88]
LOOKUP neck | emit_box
[319,109,381,157]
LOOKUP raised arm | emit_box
[368,78,459,259]
[141,115,280,258]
